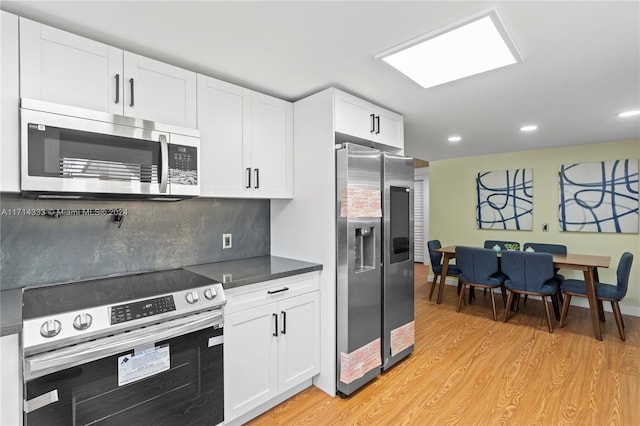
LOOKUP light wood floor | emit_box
[248,264,640,425]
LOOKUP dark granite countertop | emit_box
[185,256,322,290]
[1,288,22,336]
[1,256,322,336]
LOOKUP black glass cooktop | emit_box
[22,268,219,319]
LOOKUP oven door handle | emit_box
[24,310,222,381]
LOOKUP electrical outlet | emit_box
[223,233,232,249]
[542,223,549,232]
[223,273,233,283]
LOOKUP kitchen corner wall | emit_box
[429,139,640,313]
[0,194,270,290]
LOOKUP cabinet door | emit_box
[334,89,374,140]
[19,18,123,114]
[197,75,248,197]
[1,12,20,192]
[224,304,279,422]
[123,52,196,128]
[0,334,21,426]
[373,105,404,150]
[249,92,293,198]
[277,291,320,393]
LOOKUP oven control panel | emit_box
[110,295,176,325]
[23,283,227,356]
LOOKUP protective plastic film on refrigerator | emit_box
[336,143,414,396]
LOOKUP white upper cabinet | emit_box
[334,89,404,150]
[19,18,196,128]
[248,92,293,198]
[197,76,248,197]
[123,52,196,128]
[197,74,293,199]
[1,11,20,192]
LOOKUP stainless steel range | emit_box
[22,268,226,426]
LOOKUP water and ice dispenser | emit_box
[355,227,376,273]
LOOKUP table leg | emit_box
[584,266,602,341]
[437,253,453,304]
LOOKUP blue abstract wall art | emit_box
[559,159,639,233]
[476,168,533,230]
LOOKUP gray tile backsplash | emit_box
[0,194,270,290]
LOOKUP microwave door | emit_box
[21,108,168,196]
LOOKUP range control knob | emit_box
[73,313,93,331]
[204,287,217,300]
[185,290,199,304]
[40,319,62,338]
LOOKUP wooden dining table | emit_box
[434,245,611,340]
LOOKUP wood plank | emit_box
[248,263,640,425]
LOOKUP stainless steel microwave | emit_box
[20,99,200,200]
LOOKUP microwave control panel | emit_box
[169,145,198,185]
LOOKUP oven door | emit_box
[24,311,223,426]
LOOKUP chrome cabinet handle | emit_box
[267,287,289,295]
[246,167,251,188]
[375,115,380,134]
[115,74,120,104]
[254,168,260,189]
[370,113,375,133]
[281,311,286,335]
[159,134,169,193]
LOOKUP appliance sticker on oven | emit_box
[117,344,170,386]
[208,335,223,347]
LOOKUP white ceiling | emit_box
[3,1,639,162]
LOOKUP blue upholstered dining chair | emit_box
[500,251,559,333]
[522,242,568,308]
[484,240,520,252]
[427,240,461,300]
[455,246,506,321]
[559,252,633,341]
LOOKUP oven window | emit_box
[27,124,160,183]
[25,326,223,426]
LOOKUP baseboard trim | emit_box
[429,274,640,318]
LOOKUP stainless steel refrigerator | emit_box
[336,143,414,396]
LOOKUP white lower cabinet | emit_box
[224,272,320,423]
[0,334,22,426]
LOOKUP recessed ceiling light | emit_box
[448,136,462,142]
[616,110,640,118]
[520,125,538,132]
[375,8,522,89]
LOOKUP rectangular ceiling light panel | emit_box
[376,8,522,89]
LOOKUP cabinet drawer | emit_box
[224,272,320,315]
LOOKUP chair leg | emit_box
[469,286,476,303]
[428,273,439,300]
[456,284,466,312]
[513,294,521,311]
[597,300,606,322]
[551,292,561,321]
[500,285,507,307]
[611,301,625,341]
[503,291,514,323]
[489,289,497,321]
[523,294,528,304]
[541,295,553,333]
[559,293,572,328]
[456,278,462,295]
